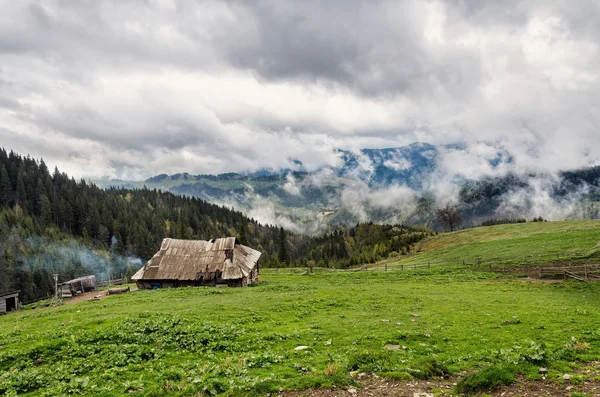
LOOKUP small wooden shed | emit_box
[132,237,261,289]
[0,291,20,314]
[60,275,97,298]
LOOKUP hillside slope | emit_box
[383,220,600,268]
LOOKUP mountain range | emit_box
[95,143,600,233]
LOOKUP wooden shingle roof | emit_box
[131,238,261,281]
[0,291,19,299]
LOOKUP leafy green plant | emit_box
[494,340,547,364]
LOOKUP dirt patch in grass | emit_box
[282,362,600,396]
[282,376,600,397]
[63,291,107,305]
[63,286,137,305]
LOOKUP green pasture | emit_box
[1,268,600,395]
[383,220,600,268]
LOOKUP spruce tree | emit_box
[15,168,26,208]
[278,226,289,265]
[238,220,248,245]
[0,163,11,207]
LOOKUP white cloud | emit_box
[282,173,301,196]
[383,158,411,171]
[0,0,598,182]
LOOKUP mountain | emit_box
[334,143,440,188]
[94,143,600,231]
[94,143,447,230]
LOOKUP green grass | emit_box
[2,267,600,395]
[454,364,517,395]
[383,220,600,268]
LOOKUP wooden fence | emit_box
[260,250,600,279]
[97,277,128,287]
[470,263,600,281]
[261,261,446,275]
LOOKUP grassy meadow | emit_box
[382,220,600,268]
[2,267,600,396]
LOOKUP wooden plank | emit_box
[565,271,586,281]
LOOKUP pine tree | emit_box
[176,209,190,239]
[238,220,248,245]
[35,177,47,216]
[0,163,12,206]
[278,226,289,265]
[15,168,27,208]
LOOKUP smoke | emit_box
[20,236,143,283]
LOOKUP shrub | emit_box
[380,371,413,381]
[252,380,281,394]
[409,358,452,379]
[455,365,516,395]
[347,350,394,372]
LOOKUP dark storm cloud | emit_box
[0,0,599,181]
[221,0,482,98]
[34,103,219,151]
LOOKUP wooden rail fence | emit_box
[261,260,600,281]
[97,277,128,287]
[474,263,600,281]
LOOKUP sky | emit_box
[1,0,600,180]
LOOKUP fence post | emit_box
[385,264,388,272]
[401,264,404,271]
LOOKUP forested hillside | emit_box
[0,149,431,302]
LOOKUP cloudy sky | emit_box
[1,0,599,179]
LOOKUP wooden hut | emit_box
[60,275,97,298]
[132,237,261,289]
[0,291,19,314]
